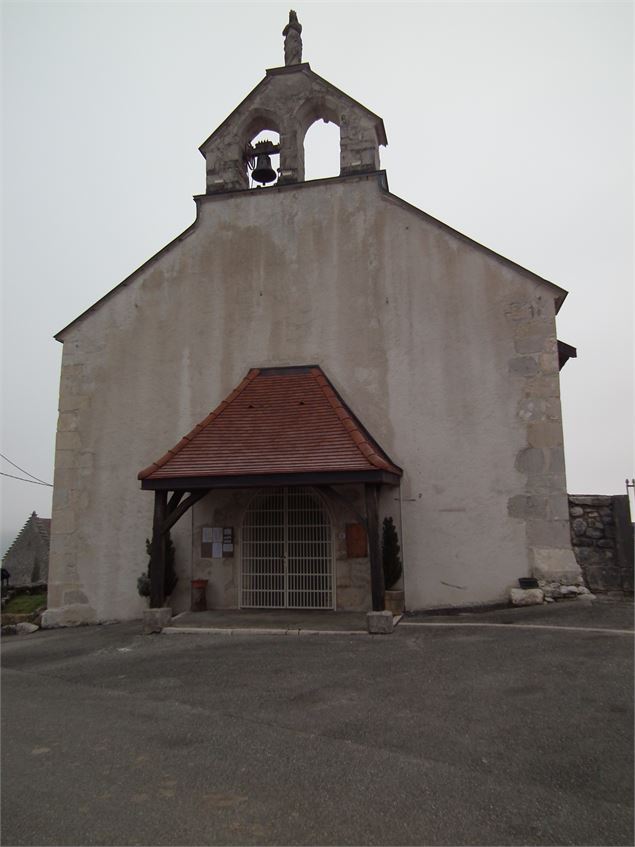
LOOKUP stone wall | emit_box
[568,495,634,595]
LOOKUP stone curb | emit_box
[400,621,634,636]
[164,626,370,637]
[164,615,402,638]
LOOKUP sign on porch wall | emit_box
[345,523,368,558]
[201,527,234,559]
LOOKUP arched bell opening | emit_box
[293,97,342,183]
[246,129,281,188]
[303,119,341,181]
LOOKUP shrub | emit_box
[137,533,177,599]
[382,516,402,590]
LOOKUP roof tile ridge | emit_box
[138,369,260,480]
[310,368,392,472]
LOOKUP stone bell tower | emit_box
[199,11,387,193]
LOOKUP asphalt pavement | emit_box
[1,599,633,846]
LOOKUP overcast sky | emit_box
[1,0,633,555]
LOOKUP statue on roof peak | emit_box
[282,10,302,66]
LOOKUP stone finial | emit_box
[282,10,302,66]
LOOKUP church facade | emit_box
[44,14,580,627]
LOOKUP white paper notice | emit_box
[212,542,223,558]
[211,527,223,543]
[202,528,214,543]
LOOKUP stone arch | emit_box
[240,486,335,609]
[238,110,283,188]
[290,96,343,182]
[303,118,341,181]
[238,109,282,147]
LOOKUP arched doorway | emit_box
[241,487,334,609]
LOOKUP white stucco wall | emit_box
[46,173,577,624]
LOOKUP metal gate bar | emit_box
[241,487,333,609]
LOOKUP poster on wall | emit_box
[201,527,234,559]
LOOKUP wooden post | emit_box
[365,482,385,611]
[149,490,168,608]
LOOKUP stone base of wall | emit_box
[41,604,96,628]
[569,495,634,595]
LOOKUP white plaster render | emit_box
[49,173,578,622]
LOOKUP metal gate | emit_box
[241,487,333,609]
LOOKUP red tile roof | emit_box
[138,366,401,481]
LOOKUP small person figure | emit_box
[283,10,302,66]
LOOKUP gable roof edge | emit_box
[54,216,199,342]
[378,183,569,313]
[198,64,387,154]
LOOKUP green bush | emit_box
[137,533,177,599]
[382,516,402,590]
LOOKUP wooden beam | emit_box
[320,485,368,529]
[167,490,184,514]
[149,490,167,608]
[141,469,402,491]
[365,482,385,611]
[162,490,208,534]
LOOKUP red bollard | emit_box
[191,579,208,612]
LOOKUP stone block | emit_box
[572,518,587,535]
[515,336,548,354]
[41,604,97,628]
[507,495,547,520]
[510,588,544,606]
[57,412,79,432]
[517,398,546,422]
[569,495,612,506]
[142,607,173,634]
[505,302,535,322]
[55,450,79,470]
[527,520,572,548]
[515,447,545,474]
[16,622,39,634]
[523,375,560,398]
[538,351,559,374]
[572,538,594,547]
[515,319,552,340]
[63,589,88,605]
[51,509,76,535]
[56,431,81,451]
[527,422,563,448]
[547,495,570,521]
[532,547,581,582]
[569,506,584,517]
[509,357,539,377]
[545,399,562,421]
[367,610,394,634]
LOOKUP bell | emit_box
[251,153,277,185]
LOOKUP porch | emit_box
[165,608,375,635]
[138,366,404,616]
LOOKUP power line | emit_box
[0,452,51,485]
[0,471,53,487]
